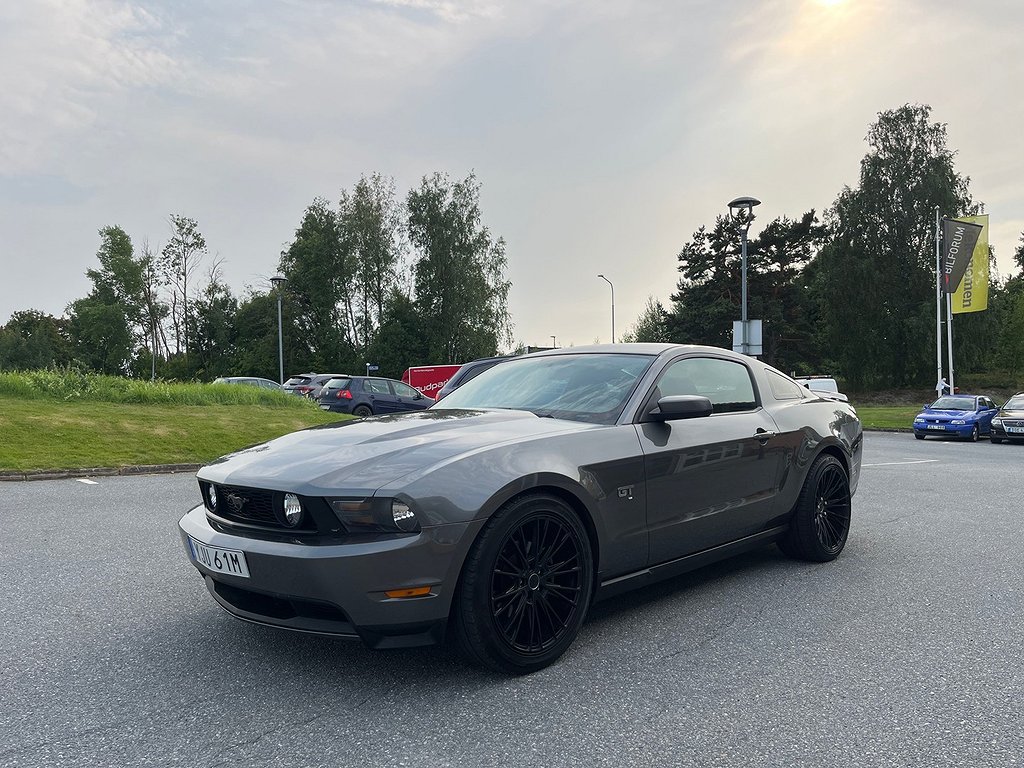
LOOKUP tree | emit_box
[0,310,71,369]
[189,260,239,378]
[67,226,146,374]
[407,172,512,363]
[812,105,974,388]
[664,211,821,372]
[620,296,670,343]
[341,174,406,351]
[158,214,207,359]
[277,198,355,370]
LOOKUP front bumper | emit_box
[991,423,1024,440]
[913,423,975,438]
[178,504,483,648]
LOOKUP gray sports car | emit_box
[179,344,862,673]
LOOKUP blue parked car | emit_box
[913,394,1000,441]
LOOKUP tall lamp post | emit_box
[270,275,287,384]
[597,274,615,344]
[727,196,761,354]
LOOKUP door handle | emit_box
[754,428,776,443]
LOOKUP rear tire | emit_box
[353,405,373,418]
[454,493,594,674]
[779,454,851,562]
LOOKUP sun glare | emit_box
[816,0,846,6]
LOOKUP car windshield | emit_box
[931,396,974,410]
[1004,395,1024,410]
[324,378,351,389]
[285,376,311,386]
[432,353,655,424]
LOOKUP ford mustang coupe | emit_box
[179,344,862,674]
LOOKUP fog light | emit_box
[283,493,303,526]
[392,501,418,532]
[208,485,218,510]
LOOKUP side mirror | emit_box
[646,395,714,422]
[414,392,423,400]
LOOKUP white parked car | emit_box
[794,376,849,403]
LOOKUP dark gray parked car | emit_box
[317,375,430,417]
[180,344,862,673]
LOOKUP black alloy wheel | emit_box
[779,454,852,562]
[455,494,593,674]
[353,405,373,418]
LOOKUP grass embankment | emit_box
[0,370,346,472]
[851,405,918,430]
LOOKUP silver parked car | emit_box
[180,345,862,673]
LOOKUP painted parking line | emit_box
[76,478,99,485]
[862,460,940,467]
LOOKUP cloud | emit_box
[0,0,185,175]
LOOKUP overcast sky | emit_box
[2,0,1022,353]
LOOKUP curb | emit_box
[0,464,202,482]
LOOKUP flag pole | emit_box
[935,207,943,394]
[946,293,955,392]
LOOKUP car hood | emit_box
[918,408,975,418]
[197,409,600,494]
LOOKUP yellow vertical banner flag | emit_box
[951,214,989,313]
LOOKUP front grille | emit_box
[217,485,277,525]
[1002,419,1024,428]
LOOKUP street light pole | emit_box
[726,197,761,354]
[270,275,287,384]
[597,274,615,343]
[550,335,556,348]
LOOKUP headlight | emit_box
[329,497,421,534]
[992,417,1002,426]
[951,419,966,425]
[282,493,303,527]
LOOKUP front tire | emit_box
[968,424,979,442]
[779,454,851,562]
[914,433,925,440]
[454,494,594,674]
[991,436,1002,444]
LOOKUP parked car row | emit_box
[912,392,1024,443]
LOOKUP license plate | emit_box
[1008,426,1024,434]
[926,424,946,430]
[320,404,330,410]
[189,537,250,578]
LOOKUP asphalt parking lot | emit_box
[1,432,1021,768]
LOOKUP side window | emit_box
[367,379,391,394]
[393,382,419,398]
[657,357,757,413]
[767,370,803,401]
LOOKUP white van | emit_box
[794,376,849,402]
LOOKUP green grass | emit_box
[0,372,349,471]
[853,405,918,430]
[0,369,945,471]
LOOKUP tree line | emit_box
[0,172,512,381]
[3,105,1023,390]
[621,104,1024,390]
